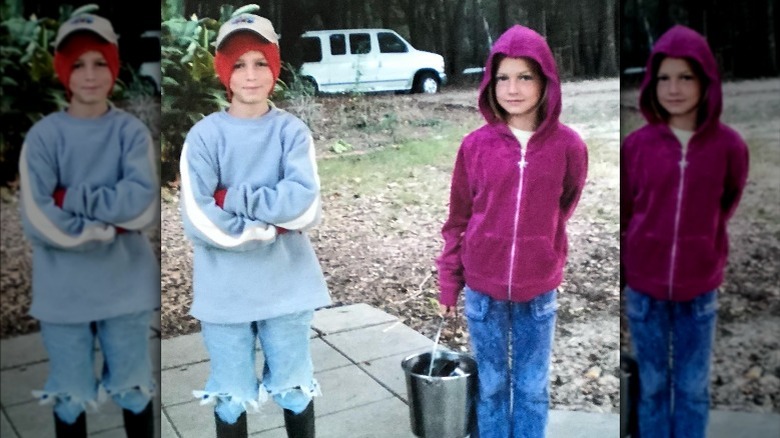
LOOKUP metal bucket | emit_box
[401,350,477,438]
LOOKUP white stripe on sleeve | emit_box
[180,142,276,246]
[19,142,115,246]
[116,131,160,229]
[276,136,321,229]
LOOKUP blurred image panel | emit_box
[620,0,779,437]
[1,1,161,436]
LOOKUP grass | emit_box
[569,138,619,224]
[318,129,465,197]
[734,137,780,224]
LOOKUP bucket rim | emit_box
[400,351,477,381]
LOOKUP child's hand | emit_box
[440,304,457,318]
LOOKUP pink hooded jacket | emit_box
[437,25,588,306]
[621,25,749,301]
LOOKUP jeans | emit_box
[625,286,717,438]
[197,310,321,424]
[464,286,557,438]
[36,310,155,424]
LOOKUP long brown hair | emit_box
[486,54,548,128]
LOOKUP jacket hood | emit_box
[639,25,722,132]
[478,25,561,136]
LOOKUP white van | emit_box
[297,29,447,94]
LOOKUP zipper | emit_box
[507,144,528,301]
[668,142,688,299]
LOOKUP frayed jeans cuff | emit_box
[106,382,156,413]
[262,378,322,400]
[192,389,266,413]
[32,389,104,409]
[32,389,105,423]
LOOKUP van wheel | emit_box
[300,77,319,95]
[414,73,439,94]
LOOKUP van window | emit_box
[300,37,322,62]
[349,33,371,55]
[378,32,408,53]
[330,34,346,55]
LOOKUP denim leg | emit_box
[465,286,510,438]
[199,322,261,424]
[96,310,155,414]
[38,322,100,424]
[671,291,717,438]
[511,289,557,438]
[625,287,672,438]
[257,311,319,414]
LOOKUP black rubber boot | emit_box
[215,411,248,438]
[122,401,154,437]
[284,401,314,438]
[54,411,87,438]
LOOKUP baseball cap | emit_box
[54,14,118,49]
[216,14,278,49]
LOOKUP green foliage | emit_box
[0,6,69,172]
[273,62,321,128]
[330,139,353,154]
[160,4,261,163]
[115,67,160,146]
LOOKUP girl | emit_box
[621,25,749,438]
[437,24,588,438]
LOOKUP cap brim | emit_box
[217,28,276,49]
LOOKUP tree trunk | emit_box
[497,0,508,34]
[446,0,468,76]
[601,0,618,75]
[280,1,305,68]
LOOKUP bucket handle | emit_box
[427,316,446,377]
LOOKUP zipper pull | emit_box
[518,147,528,169]
[518,157,528,169]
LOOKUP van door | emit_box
[321,33,356,92]
[376,31,413,91]
[347,32,379,91]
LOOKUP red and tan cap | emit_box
[216,14,278,49]
[54,13,118,49]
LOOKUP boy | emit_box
[179,14,330,438]
[19,13,159,437]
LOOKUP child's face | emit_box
[656,57,702,123]
[495,57,543,129]
[69,50,113,104]
[229,50,275,105]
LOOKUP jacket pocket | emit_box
[692,290,718,321]
[625,232,669,280]
[462,234,511,282]
[676,236,720,281]
[531,289,558,321]
[514,236,559,282]
[464,286,490,321]
[625,287,650,321]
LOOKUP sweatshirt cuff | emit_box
[222,187,241,216]
[438,283,461,307]
[61,185,80,215]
